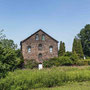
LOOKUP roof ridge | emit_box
[20,29,58,44]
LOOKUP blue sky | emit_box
[0,0,90,51]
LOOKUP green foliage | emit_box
[43,57,60,68]
[2,48,18,70]
[58,56,73,66]
[72,37,84,59]
[76,59,90,66]
[0,29,6,41]
[43,57,73,68]
[78,24,90,57]
[0,67,90,89]
[0,31,24,78]
[1,39,17,49]
[64,51,73,57]
[0,61,8,78]
[25,59,38,69]
[58,41,66,56]
[70,51,79,64]
[15,49,24,68]
[38,81,90,90]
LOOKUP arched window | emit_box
[27,46,31,53]
[42,34,45,41]
[38,53,42,58]
[38,44,42,50]
[35,34,39,40]
[49,46,53,53]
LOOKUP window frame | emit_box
[35,34,39,40]
[38,53,42,59]
[38,44,42,50]
[42,34,45,41]
[49,46,53,53]
[27,46,31,53]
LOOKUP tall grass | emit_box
[0,66,90,90]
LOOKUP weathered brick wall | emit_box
[21,30,58,63]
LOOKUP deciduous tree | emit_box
[78,24,90,57]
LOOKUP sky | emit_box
[0,0,90,51]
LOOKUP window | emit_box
[49,46,53,53]
[27,46,31,53]
[38,53,42,58]
[38,53,42,61]
[35,34,39,40]
[38,44,42,50]
[42,34,45,41]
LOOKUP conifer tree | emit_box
[72,37,84,59]
[72,37,77,53]
[63,42,65,53]
[77,39,84,59]
[58,41,66,56]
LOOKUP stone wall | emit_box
[21,30,58,63]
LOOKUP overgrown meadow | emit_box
[0,66,90,90]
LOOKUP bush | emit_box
[0,61,8,78]
[0,44,24,78]
[76,60,85,66]
[43,56,73,68]
[70,54,79,64]
[43,57,60,68]
[58,56,73,66]
[76,59,90,66]
[25,59,38,69]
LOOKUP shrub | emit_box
[76,60,85,66]
[76,59,90,66]
[58,56,73,66]
[70,53,79,64]
[43,57,60,68]
[25,59,38,69]
[43,56,73,68]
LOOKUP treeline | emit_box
[0,24,90,77]
[43,24,90,68]
[59,24,90,58]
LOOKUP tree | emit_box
[78,24,90,57]
[1,39,17,49]
[64,51,73,57]
[58,41,66,56]
[0,29,6,41]
[70,51,79,64]
[0,30,23,78]
[72,37,84,59]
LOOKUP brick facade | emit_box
[20,29,58,63]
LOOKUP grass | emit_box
[0,66,90,90]
[35,81,90,90]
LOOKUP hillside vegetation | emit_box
[0,66,90,90]
[36,81,90,90]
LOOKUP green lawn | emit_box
[35,81,90,90]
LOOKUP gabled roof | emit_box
[20,29,59,44]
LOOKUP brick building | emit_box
[20,29,58,63]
